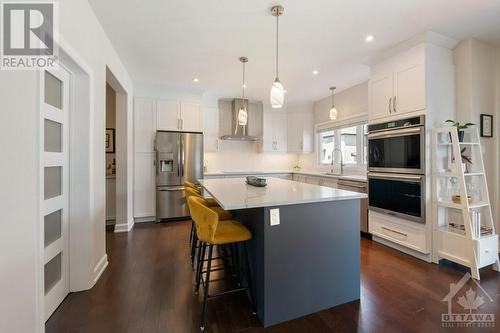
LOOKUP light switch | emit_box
[270,208,280,226]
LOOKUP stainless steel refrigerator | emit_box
[155,131,203,221]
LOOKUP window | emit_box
[317,123,367,167]
[340,126,357,164]
[319,130,335,164]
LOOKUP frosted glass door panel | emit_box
[44,167,62,199]
[44,71,63,109]
[44,119,62,152]
[44,210,62,247]
[44,253,62,294]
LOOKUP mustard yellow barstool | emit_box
[184,180,198,190]
[185,186,233,264]
[187,196,254,330]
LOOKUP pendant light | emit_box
[270,5,284,108]
[329,86,338,120]
[236,57,248,135]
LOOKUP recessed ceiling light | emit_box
[312,70,319,75]
[283,89,287,93]
[242,84,247,88]
[192,78,199,82]
[365,35,374,42]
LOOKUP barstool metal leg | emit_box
[189,220,195,244]
[191,233,198,265]
[195,242,206,294]
[200,244,213,330]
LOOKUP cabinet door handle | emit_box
[381,226,407,238]
[393,96,397,113]
[388,97,392,113]
[181,118,183,129]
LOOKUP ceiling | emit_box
[89,0,500,104]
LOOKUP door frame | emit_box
[39,66,71,321]
[36,38,97,330]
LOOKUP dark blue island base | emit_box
[233,199,361,327]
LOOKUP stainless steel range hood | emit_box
[220,98,261,141]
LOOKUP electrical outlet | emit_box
[270,208,280,226]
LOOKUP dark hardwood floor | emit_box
[46,222,500,333]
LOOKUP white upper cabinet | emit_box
[157,99,179,131]
[287,111,313,153]
[369,73,393,120]
[180,102,202,132]
[369,44,427,121]
[393,63,425,114]
[157,99,202,132]
[260,108,287,152]
[134,98,156,153]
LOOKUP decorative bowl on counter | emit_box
[246,176,267,187]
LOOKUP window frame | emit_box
[315,121,368,169]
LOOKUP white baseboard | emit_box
[134,216,156,223]
[92,254,108,286]
[114,218,134,233]
[372,235,433,263]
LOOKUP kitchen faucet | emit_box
[330,148,344,175]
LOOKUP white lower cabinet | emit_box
[369,211,428,254]
[319,179,338,188]
[268,173,292,180]
[292,174,307,182]
[134,153,155,218]
[305,176,320,185]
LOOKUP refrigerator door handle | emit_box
[177,140,181,177]
[180,140,185,177]
[158,186,185,192]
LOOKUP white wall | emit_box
[298,82,369,171]
[313,82,368,124]
[453,39,500,232]
[0,0,134,332]
[204,143,299,172]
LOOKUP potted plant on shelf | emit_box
[461,147,472,173]
[444,120,475,142]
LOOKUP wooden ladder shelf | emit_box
[432,127,499,279]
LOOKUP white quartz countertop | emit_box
[203,170,367,182]
[198,177,367,210]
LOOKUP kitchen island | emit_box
[198,177,367,327]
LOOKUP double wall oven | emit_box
[367,116,426,223]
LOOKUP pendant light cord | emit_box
[275,14,279,79]
[242,61,245,99]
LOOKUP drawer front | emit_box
[369,211,428,253]
[476,235,499,268]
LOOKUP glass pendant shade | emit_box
[329,106,338,120]
[270,79,284,108]
[237,106,248,126]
